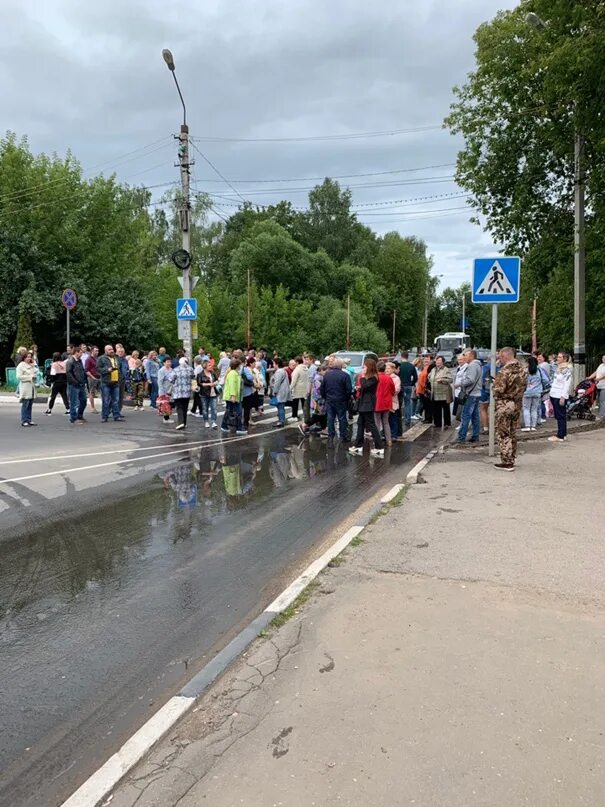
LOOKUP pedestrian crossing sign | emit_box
[176,297,197,320]
[472,257,520,304]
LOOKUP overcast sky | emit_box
[1,0,517,288]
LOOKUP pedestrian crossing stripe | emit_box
[476,260,514,296]
[177,301,195,318]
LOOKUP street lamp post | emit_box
[162,48,193,357]
[525,13,586,384]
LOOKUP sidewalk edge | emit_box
[406,448,438,484]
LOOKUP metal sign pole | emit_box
[488,303,498,457]
[66,307,70,348]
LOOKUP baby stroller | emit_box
[566,379,597,420]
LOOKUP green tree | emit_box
[445,1,605,354]
[370,233,431,347]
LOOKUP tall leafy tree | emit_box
[445,1,605,355]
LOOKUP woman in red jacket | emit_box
[374,360,396,446]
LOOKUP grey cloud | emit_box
[1,0,516,288]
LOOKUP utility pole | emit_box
[531,296,538,353]
[462,292,465,339]
[423,298,428,350]
[574,130,586,385]
[247,267,251,350]
[163,49,194,358]
[346,294,351,350]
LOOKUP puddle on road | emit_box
[0,434,418,631]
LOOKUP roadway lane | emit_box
[0,404,433,807]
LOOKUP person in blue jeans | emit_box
[97,345,125,422]
[457,350,482,444]
[269,357,289,427]
[398,353,418,427]
[320,357,352,444]
[65,346,88,424]
[144,351,160,408]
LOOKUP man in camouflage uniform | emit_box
[492,347,527,471]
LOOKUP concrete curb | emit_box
[405,449,438,485]
[61,429,430,807]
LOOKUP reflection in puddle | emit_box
[0,435,404,633]
[160,437,356,509]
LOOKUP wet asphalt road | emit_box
[0,402,433,807]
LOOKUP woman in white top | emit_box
[548,352,573,442]
[17,351,38,426]
[588,355,605,419]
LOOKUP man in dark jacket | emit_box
[65,346,88,424]
[97,345,124,422]
[320,358,353,444]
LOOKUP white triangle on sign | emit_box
[476,260,515,295]
[178,301,195,318]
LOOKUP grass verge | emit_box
[269,581,319,630]
[260,484,410,637]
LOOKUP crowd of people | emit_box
[12,342,605,471]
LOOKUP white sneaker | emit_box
[521,427,531,432]
[205,421,210,428]
[287,417,298,423]
[530,426,536,431]
[348,447,363,455]
[211,422,217,429]
[176,423,185,430]
[370,448,385,458]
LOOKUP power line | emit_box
[197,175,456,199]
[189,140,246,204]
[190,124,443,143]
[190,190,467,212]
[356,204,470,217]
[193,162,456,184]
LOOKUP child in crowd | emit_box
[130,359,147,410]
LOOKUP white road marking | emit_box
[265,525,364,613]
[60,695,194,807]
[380,483,405,503]
[0,413,282,466]
[0,424,298,486]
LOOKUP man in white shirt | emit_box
[589,355,605,419]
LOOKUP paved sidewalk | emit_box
[109,430,605,807]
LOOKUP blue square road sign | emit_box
[472,257,521,304]
[176,297,197,320]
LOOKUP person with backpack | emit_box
[44,352,69,416]
[241,356,257,433]
[521,355,543,431]
[536,352,552,422]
